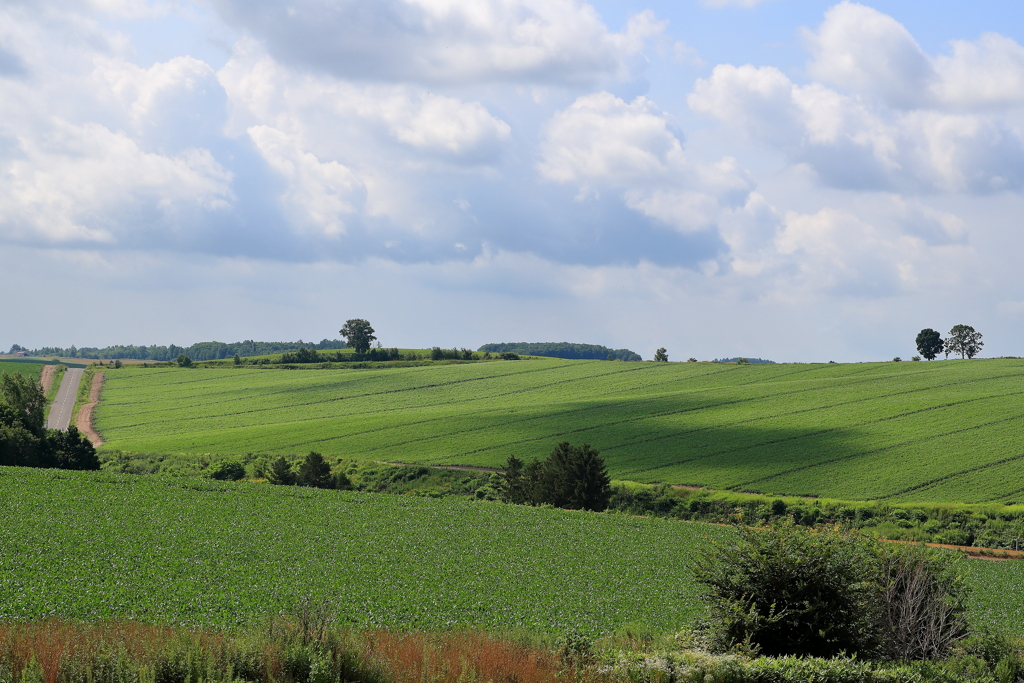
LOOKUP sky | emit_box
[2,0,1024,362]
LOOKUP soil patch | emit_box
[76,372,105,447]
[39,365,57,396]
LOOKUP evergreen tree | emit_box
[266,456,295,485]
[296,451,333,488]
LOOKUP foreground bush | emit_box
[692,521,969,660]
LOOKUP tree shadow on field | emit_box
[433,392,877,499]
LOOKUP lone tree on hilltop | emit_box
[340,319,376,355]
[654,348,669,362]
[945,325,983,359]
[916,329,944,360]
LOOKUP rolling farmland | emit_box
[95,358,1024,503]
[1,466,1021,634]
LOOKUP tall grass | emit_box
[0,621,572,683]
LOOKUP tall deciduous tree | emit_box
[915,329,944,361]
[0,371,46,436]
[654,348,668,362]
[339,319,376,355]
[945,325,983,359]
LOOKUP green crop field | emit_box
[95,358,1024,503]
[0,466,1021,634]
[0,361,42,380]
[0,466,726,633]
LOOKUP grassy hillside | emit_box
[1,466,1021,634]
[94,358,1024,503]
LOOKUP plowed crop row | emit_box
[95,359,1024,502]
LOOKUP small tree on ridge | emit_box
[945,324,983,359]
[339,319,376,355]
[915,329,944,360]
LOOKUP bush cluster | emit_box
[499,442,612,511]
[609,485,1024,550]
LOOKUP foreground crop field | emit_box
[1,467,1022,635]
[95,358,1024,502]
[0,467,724,633]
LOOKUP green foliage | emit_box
[694,523,972,660]
[296,452,332,488]
[478,342,642,361]
[16,339,348,361]
[175,354,192,368]
[1,372,97,470]
[95,359,1024,503]
[693,522,885,658]
[266,456,296,485]
[430,347,475,361]
[339,319,376,355]
[917,329,945,360]
[653,348,668,362]
[1,371,46,436]
[500,443,611,511]
[211,460,246,481]
[947,325,984,360]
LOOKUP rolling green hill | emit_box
[95,358,1024,503]
[1,466,1021,634]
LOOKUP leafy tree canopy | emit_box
[915,328,944,360]
[340,319,377,355]
[653,348,668,362]
[946,324,983,359]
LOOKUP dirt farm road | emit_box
[46,368,84,431]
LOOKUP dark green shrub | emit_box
[266,456,296,485]
[210,460,246,481]
[693,521,885,658]
[693,521,972,661]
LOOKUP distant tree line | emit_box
[478,342,642,361]
[712,357,776,364]
[498,442,612,511]
[10,339,348,361]
[276,347,404,364]
[0,372,98,470]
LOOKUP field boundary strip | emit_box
[75,372,105,446]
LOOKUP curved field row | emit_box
[95,358,1024,502]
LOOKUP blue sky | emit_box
[3,0,1024,362]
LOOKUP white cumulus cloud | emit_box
[209,0,664,85]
